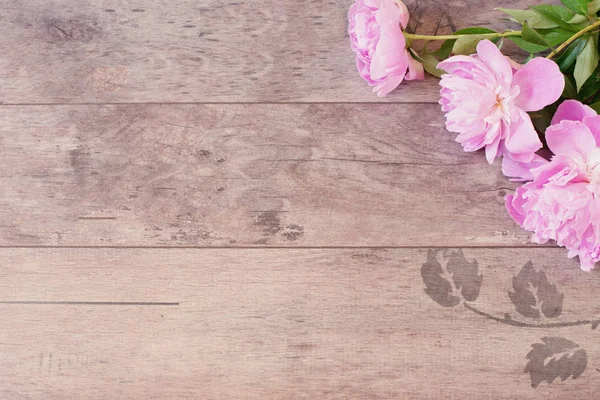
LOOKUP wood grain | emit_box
[0,103,535,247]
[0,247,597,399]
[2,0,584,397]
[0,0,550,104]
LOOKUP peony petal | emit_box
[438,55,494,85]
[513,58,564,112]
[505,187,528,226]
[503,110,542,161]
[364,0,383,8]
[546,120,597,157]
[405,51,424,81]
[372,71,405,96]
[530,158,573,184]
[375,0,402,29]
[551,99,596,125]
[502,154,548,181]
[369,50,386,80]
[438,55,482,74]
[396,0,410,29]
[356,56,377,84]
[484,123,502,163]
[372,0,407,80]
[582,115,600,145]
[476,40,512,84]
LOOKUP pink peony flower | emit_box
[506,101,600,271]
[438,40,564,164]
[348,0,424,97]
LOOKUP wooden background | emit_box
[1,0,599,398]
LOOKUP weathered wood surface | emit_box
[0,248,597,399]
[0,103,534,247]
[0,0,547,104]
[3,0,591,398]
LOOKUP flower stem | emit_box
[403,30,522,41]
[547,20,600,59]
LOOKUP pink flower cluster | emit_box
[347,0,598,270]
[348,0,424,96]
[438,40,564,164]
[506,101,600,271]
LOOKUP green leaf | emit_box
[574,36,600,91]
[530,105,556,134]
[577,62,600,99]
[589,0,600,14]
[432,29,499,58]
[556,36,588,72]
[531,5,582,32]
[452,27,497,35]
[431,39,456,59]
[568,14,588,24]
[589,101,600,113]
[586,90,600,104]
[522,21,550,46]
[535,5,576,21]
[507,37,549,53]
[538,27,575,46]
[560,0,589,15]
[495,8,558,29]
[563,74,578,98]
[452,35,488,55]
[410,50,444,78]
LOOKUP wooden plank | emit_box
[0,103,532,247]
[0,0,548,104]
[0,247,597,398]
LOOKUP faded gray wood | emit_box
[0,248,597,399]
[1,0,586,398]
[0,103,533,247]
[0,0,547,104]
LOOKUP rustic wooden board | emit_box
[0,247,597,399]
[0,0,546,104]
[0,103,534,247]
[2,0,584,398]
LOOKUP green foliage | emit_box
[539,28,576,46]
[530,105,557,135]
[507,27,573,53]
[589,0,600,14]
[431,40,456,59]
[577,63,600,100]
[522,21,550,46]
[414,1,600,107]
[508,37,548,53]
[574,35,600,90]
[563,75,578,99]
[589,101,600,113]
[556,37,588,72]
[560,0,590,16]
[452,27,497,35]
[496,8,558,29]
[410,49,445,78]
[531,5,585,31]
[453,35,488,55]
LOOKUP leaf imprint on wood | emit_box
[525,337,587,388]
[421,249,482,307]
[508,262,564,319]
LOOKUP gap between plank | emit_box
[0,301,179,306]
[0,101,441,107]
[0,245,555,249]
